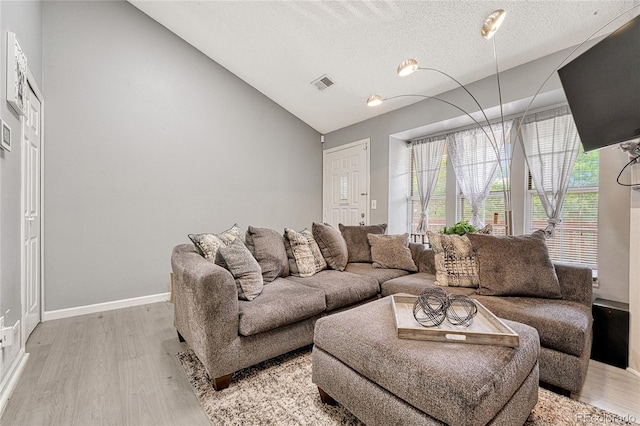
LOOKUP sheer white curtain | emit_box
[411,136,446,233]
[447,122,513,229]
[519,105,580,236]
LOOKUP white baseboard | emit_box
[628,367,640,379]
[43,292,171,321]
[0,349,29,416]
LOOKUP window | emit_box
[527,146,599,268]
[459,158,508,235]
[410,146,447,233]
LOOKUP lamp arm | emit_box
[514,6,640,147]
[382,94,497,146]
[382,93,509,228]
[418,67,500,146]
[492,36,510,210]
[417,66,506,191]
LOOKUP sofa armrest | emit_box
[409,243,436,274]
[554,262,593,307]
[171,244,240,377]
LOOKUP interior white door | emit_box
[323,140,369,228]
[23,83,42,338]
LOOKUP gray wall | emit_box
[0,0,43,386]
[43,1,321,311]
[325,48,631,303]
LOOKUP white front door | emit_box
[23,81,42,338]
[323,139,370,228]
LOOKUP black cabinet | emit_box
[591,298,629,369]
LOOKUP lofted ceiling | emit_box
[128,1,638,135]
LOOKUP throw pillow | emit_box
[477,224,493,234]
[426,231,479,288]
[338,223,387,263]
[312,223,348,271]
[188,223,244,263]
[367,233,417,272]
[284,228,327,277]
[245,226,289,282]
[218,239,263,301]
[467,230,562,298]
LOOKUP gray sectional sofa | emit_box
[171,236,593,395]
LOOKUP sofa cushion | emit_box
[380,273,476,297]
[245,226,289,282]
[188,223,243,263]
[286,270,379,311]
[410,243,436,274]
[284,228,327,277]
[472,295,591,357]
[238,278,326,336]
[218,239,263,301]
[427,231,479,288]
[312,222,348,271]
[339,223,387,263]
[367,233,417,272]
[345,263,410,285]
[468,231,562,298]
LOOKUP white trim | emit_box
[21,68,45,347]
[19,98,26,350]
[627,367,640,379]
[0,350,29,416]
[322,138,369,155]
[42,293,171,322]
[322,138,371,225]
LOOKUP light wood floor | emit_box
[577,359,640,422]
[1,302,209,426]
[2,302,639,425]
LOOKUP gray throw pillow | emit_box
[368,233,417,272]
[284,228,327,277]
[467,230,562,298]
[245,226,289,282]
[312,223,348,271]
[188,223,243,264]
[218,239,263,301]
[427,231,479,288]
[338,223,387,263]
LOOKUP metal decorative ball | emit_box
[412,287,450,327]
[445,294,478,327]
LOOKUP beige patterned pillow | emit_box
[188,223,244,263]
[367,233,417,272]
[427,231,479,288]
[284,228,327,277]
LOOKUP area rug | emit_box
[177,347,633,425]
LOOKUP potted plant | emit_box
[441,220,477,236]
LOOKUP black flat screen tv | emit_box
[558,14,640,152]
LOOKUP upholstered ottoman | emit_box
[312,296,540,426]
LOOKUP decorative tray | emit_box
[390,294,519,348]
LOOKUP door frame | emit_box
[21,68,44,348]
[322,138,371,226]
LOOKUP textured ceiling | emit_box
[129,1,639,134]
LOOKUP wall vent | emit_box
[311,75,335,91]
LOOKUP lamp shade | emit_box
[366,95,383,107]
[397,59,419,77]
[481,9,506,40]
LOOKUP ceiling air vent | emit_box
[311,75,335,91]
